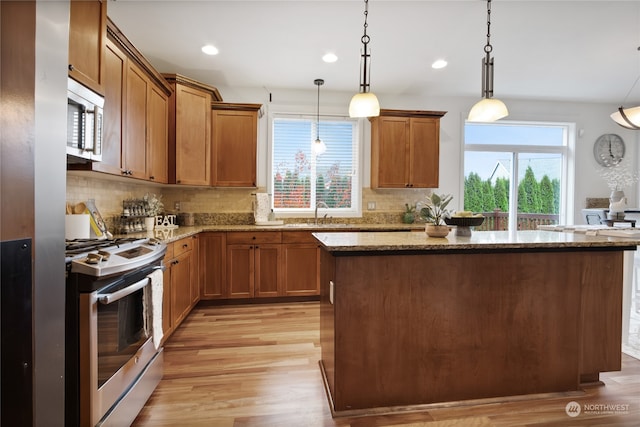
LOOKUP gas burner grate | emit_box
[65,238,142,256]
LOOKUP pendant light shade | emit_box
[349,92,380,118]
[611,50,640,130]
[468,0,508,123]
[468,98,509,123]
[611,106,640,130]
[313,79,327,156]
[349,0,380,118]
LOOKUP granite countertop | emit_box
[312,230,640,252]
[118,223,425,244]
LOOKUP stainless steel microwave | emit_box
[67,77,104,162]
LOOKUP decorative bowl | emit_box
[444,216,485,227]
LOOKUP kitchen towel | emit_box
[143,269,164,350]
[254,193,271,223]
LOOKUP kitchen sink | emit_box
[284,223,352,228]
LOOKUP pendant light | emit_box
[468,0,509,122]
[348,0,380,118]
[611,47,640,130]
[312,79,327,156]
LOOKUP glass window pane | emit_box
[517,153,561,229]
[466,123,565,146]
[271,116,359,214]
[464,151,510,231]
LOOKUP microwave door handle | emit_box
[97,277,149,305]
[82,109,94,152]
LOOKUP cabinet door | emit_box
[409,118,440,188]
[200,232,226,299]
[189,235,200,307]
[68,0,106,95]
[175,85,211,185]
[282,243,319,296]
[211,109,257,187]
[162,257,173,342]
[255,244,281,297]
[170,249,193,328]
[371,116,410,188]
[123,62,148,178]
[96,39,125,175]
[147,85,169,183]
[227,245,254,298]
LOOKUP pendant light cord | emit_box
[314,79,324,140]
[484,0,493,55]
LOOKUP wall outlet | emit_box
[367,201,376,210]
[174,201,181,211]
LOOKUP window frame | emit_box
[462,120,576,228]
[268,110,363,218]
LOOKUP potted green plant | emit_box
[402,203,416,224]
[143,193,164,231]
[420,192,452,237]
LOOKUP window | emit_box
[463,121,574,230]
[270,114,361,217]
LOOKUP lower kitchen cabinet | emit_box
[162,235,199,343]
[199,232,226,299]
[281,232,319,296]
[198,231,322,301]
[226,232,282,298]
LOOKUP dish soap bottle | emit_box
[268,209,276,222]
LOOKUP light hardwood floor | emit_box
[133,302,640,426]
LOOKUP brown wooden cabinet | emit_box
[146,85,169,183]
[199,232,227,299]
[226,232,282,298]
[281,232,319,296]
[69,19,171,182]
[162,235,199,343]
[211,104,261,187]
[164,74,222,186]
[92,38,126,176]
[369,109,446,188]
[123,61,148,178]
[68,0,107,95]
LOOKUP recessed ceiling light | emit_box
[322,53,338,63]
[201,44,219,55]
[432,59,448,69]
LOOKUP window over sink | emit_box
[269,113,362,217]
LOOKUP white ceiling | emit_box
[108,0,640,105]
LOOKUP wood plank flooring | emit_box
[132,302,640,426]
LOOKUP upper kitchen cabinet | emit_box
[211,103,262,187]
[69,19,172,182]
[369,109,446,189]
[68,0,107,95]
[164,74,222,186]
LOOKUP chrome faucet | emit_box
[315,201,329,225]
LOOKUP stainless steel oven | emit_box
[66,238,166,427]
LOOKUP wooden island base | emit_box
[318,244,625,416]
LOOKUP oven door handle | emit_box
[97,266,164,305]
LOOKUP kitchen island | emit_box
[314,230,639,416]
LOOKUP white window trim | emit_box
[267,108,364,218]
[462,119,576,226]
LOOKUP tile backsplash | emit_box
[66,172,432,228]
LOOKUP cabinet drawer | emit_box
[282,231,318,244]
[226,231,282,245]
[173,236,194,257]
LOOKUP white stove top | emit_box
[66,237,166,277]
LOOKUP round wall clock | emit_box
[593,133,625,167]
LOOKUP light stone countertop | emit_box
[312,230,640,253]
[119,223,425,244]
